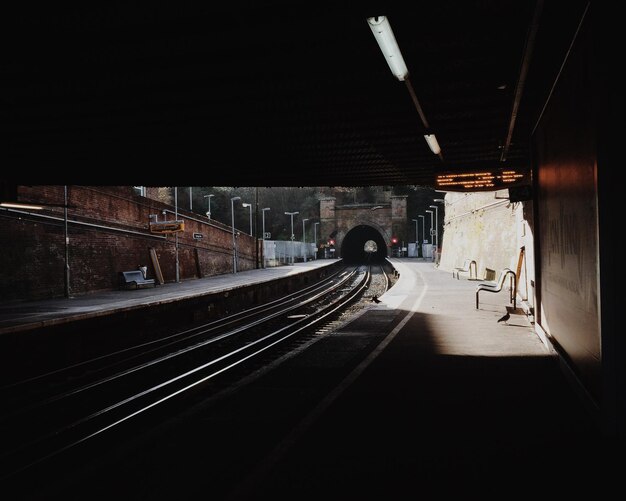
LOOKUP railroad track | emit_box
[0,264,386,483]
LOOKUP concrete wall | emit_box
[0,186,256,300]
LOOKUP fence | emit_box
[263,240,317,267]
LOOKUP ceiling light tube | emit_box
[424,134,441,155]
[367,16,409,81]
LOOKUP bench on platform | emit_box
[475,268,516,309]
[119,270,156,290]
[452,259,477,280]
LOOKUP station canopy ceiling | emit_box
[3,1,589,187]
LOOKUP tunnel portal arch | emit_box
[341,225,388,263]
[319,197,407,261]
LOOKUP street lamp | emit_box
[302,218,309,261]
[242,202,253,235]
[174,187,180,282]
[425,210,434,262]
[231,196,241,273]
[314,222,319,259]
[429,204,439,250]
[412,218,418,257]
[262,207,270,268]
[204,194,214,219]
[285,211,299,265]
[433,198,445,253]
[418,215,425,258]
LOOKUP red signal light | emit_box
[328,239,335,246]
[391,237,398,244]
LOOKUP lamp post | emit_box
[242,202,253,235]
[412,218,418,258]
[433,198,444,255]
[231,196,241,273]
[285,211,299,265]
[175,187,180,282]
[262,207,270,268]
[425,210,434,262]
[64,186,70,297]
[429,204,439,250]
[314,222,319,259]
[418,215,425,259]
[204,194,214,219]
[302,218,309,261]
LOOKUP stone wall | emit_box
[438,190,530,286]
[319,194,406,258]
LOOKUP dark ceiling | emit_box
[2,1,591,187]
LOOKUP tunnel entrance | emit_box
[341,225,387,264]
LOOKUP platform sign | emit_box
[149,220,185,234]
[436,168,529,192]
[193,232,203,240]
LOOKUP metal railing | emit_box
[262,240,317,267]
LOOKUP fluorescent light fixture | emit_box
[424,134,441,155]
[368,16,444,161]
[1,202,44,210]
[367,16,409,81]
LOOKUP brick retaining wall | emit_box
[0,186,255,300]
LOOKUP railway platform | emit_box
[227,259,621,499]
[6,259,623,500]
[0,259,339,335]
